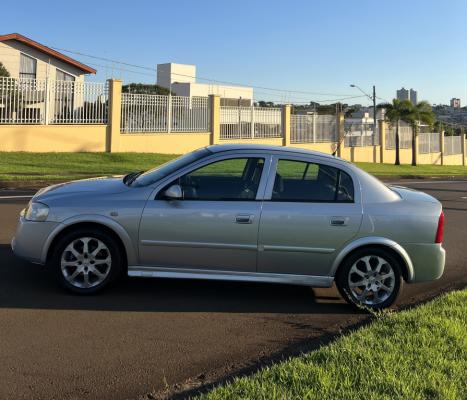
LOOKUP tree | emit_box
[0,62,10,77]
[406,101,436,166]
[122,83,172,95]
[378,99,413,165]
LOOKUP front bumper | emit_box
[11,215,60,265]
[403,243,446,283]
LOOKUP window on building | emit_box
[56,69,75,82]
[19,53,37,80]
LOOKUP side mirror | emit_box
[163,184,183,200]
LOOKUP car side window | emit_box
[161,157,265,201]
[272,159,354,202]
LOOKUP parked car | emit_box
[11,145,445,310]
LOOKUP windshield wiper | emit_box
[123,171,144,186]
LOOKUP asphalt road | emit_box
[0,181,466,400]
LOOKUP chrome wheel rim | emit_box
[60,237,112,289]
[347,255,396,306]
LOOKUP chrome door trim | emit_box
[260,245,335,254]
[127,266,333,287]
[140,239,257,251]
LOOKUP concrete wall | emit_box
[0,125,108,152]
[119,133,211,154]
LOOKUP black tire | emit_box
[49,228,123,294]
[335,247,403,311]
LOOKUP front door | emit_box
[258,156,362,277]
[138,155,269,272]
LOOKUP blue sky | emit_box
[2,0,466,105]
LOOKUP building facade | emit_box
[0,33,95,82]
[157,63,253,106]
[396,87,417,104]
[450,98,461,108]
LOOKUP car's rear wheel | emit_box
[336,247,403,310]
[50,229,123,294]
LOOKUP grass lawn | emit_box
[197,289,467,400]
[0,151,466,183]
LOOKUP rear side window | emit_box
[272,159,354,202]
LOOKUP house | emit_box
[0,32,95,82]
[157,63,253,106]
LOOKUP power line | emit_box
[51,46,359,98]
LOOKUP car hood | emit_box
[34,176,129,201]
[389,185,439,204]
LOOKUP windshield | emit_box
[132,148,211,186]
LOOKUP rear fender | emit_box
[330,236,415,282]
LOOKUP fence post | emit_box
[336,112,345,157]
[414,129,420,165]
[440,130,445,165]
[44,77,50,125]
[108,79,122,153]
[379,120,386,163]
[462,128,466,166]
[282,104,291,146]
[210,95,220,145]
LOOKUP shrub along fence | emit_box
[0,79,465,165]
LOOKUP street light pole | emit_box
[350,84,377,137]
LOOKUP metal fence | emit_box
[444,135,463,155]
[291,114,337,143]
[120,94,210,133]
[344,122,379,147]
[220,106,282,139]
[0,77,108,124]
[418,132,440,154]
[386,125,413,149]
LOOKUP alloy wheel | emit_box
[347,255,396,306]
[60,237,112,289]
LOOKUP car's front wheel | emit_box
[336,247,403,310]
[50,228,123,294]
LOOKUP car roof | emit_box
[207,144,348,163]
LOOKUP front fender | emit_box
[330,236,415,282]
[40,214,138,265]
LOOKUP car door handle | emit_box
[330,217,348,226]
[235,214,253,224]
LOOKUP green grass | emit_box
[0,152,466,183]
[197,289,467,400]
[355,162,467,178]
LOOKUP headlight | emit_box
[24,202,49,222]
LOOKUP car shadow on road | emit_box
[0,245,355,315]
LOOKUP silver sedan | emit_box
[12,145,445,310]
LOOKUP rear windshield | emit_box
[133,148,211,186]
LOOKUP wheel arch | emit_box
[43,216,136,267]
[331,237,414,282]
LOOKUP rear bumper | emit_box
[11,216,60,265]
[402,243,445,283]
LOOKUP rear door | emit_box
[138,153,271,272]
[257,155,363,277]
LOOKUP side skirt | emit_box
[127,266,334,287]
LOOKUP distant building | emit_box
[157,63,253,106]
[450,98,461,108]
[396,87,417,104]
[397,87,409,101]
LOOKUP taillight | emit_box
[435,211,444,244]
